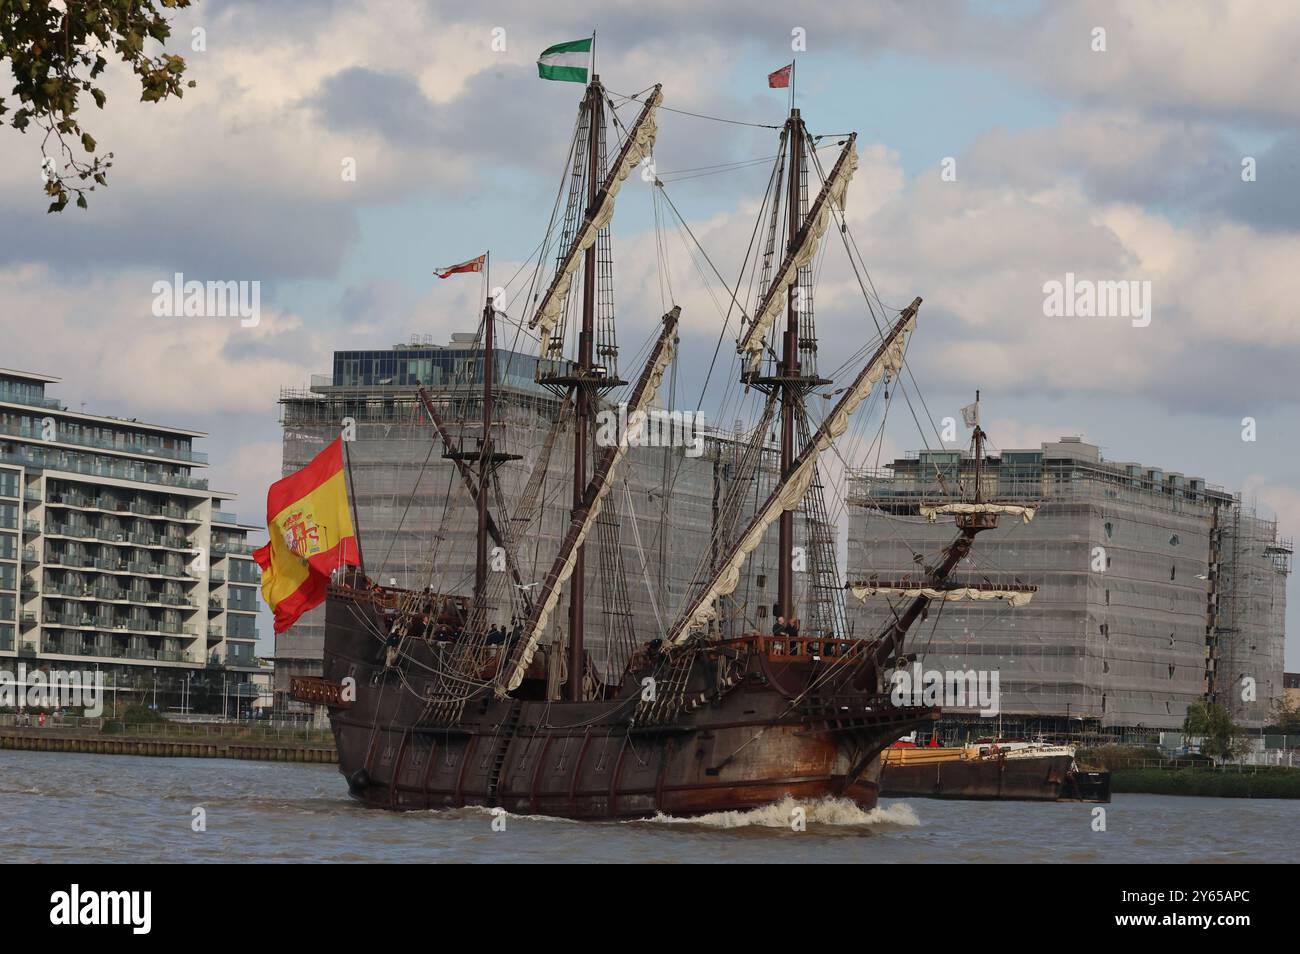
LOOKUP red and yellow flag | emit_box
[252,437,360,634]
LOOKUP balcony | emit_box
[40,641,188,663]
[0,382,62,410]
[213,540,255,557]
[44,615,196,637]
[0,419,208,465]
[47,523,95,539]
[0,448,208,492]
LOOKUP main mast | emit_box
[777,107,802,622]
[972,390,984,504]
[567,75,602,701]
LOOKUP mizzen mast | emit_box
[440,257,522,634]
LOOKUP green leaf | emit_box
[81,132,96,153]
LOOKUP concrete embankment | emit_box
[0,727,337,763]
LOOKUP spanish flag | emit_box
[252,437,361,634]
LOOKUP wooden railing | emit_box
[722,633,866,663]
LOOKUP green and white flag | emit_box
[537,37,592,83]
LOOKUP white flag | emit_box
[960,402,979,428]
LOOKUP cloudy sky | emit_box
[3,0,1298,667]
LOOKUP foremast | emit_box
[738,109,859,625]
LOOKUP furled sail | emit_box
[667,298,920,644]
[736,134,858,374]
[849,583,1036,608]
[528,86,663,350]
[919,503,1037,523]
[499,307,680,692]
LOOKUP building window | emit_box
[1170,564,1176,581]
[1169,534,1180,547]
[1103,521,1113,539]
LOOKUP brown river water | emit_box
[2,750,1292,863]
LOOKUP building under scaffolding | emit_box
[847,437,1290,734]
[272,335,834,711]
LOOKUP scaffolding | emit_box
[272,375,798,692]
[847,439,1290,731]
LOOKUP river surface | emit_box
[2,750,1292,863]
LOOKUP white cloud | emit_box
[0,264,324,417]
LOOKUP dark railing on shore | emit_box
[0,713,330,743]
[0,715,336,763]
[1111,757,1299,773]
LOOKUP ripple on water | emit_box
[632,795,921,834]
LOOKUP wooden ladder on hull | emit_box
[485,699,523,805]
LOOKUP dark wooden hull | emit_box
[316,589,937,820]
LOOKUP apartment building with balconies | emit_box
[0,367,264,711]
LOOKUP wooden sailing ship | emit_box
[291,70,1038,819]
